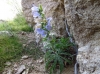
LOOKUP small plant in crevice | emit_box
[31,4,74,74]
[45,37,74,74]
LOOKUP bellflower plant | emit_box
[31,4,74,74]
[31,4,52,38]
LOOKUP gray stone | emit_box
[16,65,26,74]
[22,55,29,59]
[7,69,12,74]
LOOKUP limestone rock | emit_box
[64,0,100,47]
[22,68,29,74]
[64,0,100,74]
[22,55,29,59]
[21,0,100,74]
[16,65,26,74]
[14,63,18,68]
[36,59,44,64]
[7,69,12,74]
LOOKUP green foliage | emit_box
[0,13,33,32]
[45,37,74,74]
[33,5,74,74]
[39,4,43,14]
[39,5,45,18]
[0,35,23,72]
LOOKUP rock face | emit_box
[64,0,100,74]
[21,0,100,74]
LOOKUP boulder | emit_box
[65,0,100,74]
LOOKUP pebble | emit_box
[15,65,26,74]
[22,55,29,59]
[14,63,17,68]
[37,59,44,64]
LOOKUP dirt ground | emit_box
[2,32,74,74]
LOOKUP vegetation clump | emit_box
[0,12,33,73]
[0,13,33,32]
[0,35,23,72]
[31,5,75,74]
[45,37,74,74]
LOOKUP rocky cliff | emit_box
[64,0,100,74]
[21,0,100,74]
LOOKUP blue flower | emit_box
[45,17,52,31]
[32,11,40,18]
[36,28,47,37]
[45,24,51,31]
[31,4,41,18]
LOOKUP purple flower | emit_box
[45,17,52,31]
[32,11,40,18]
[31,4,40,18]
[45,24,51,31]
[36,28,47,37]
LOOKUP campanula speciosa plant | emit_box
[31,4,52,38]
[31,4,73,74]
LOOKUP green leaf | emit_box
[60,56,71,64]
[49,57,57,74]
[57,56,64,74]
[45,56,54,69]
[59,52,72,56]
[39,4,43,13]
[44,37,74,74]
